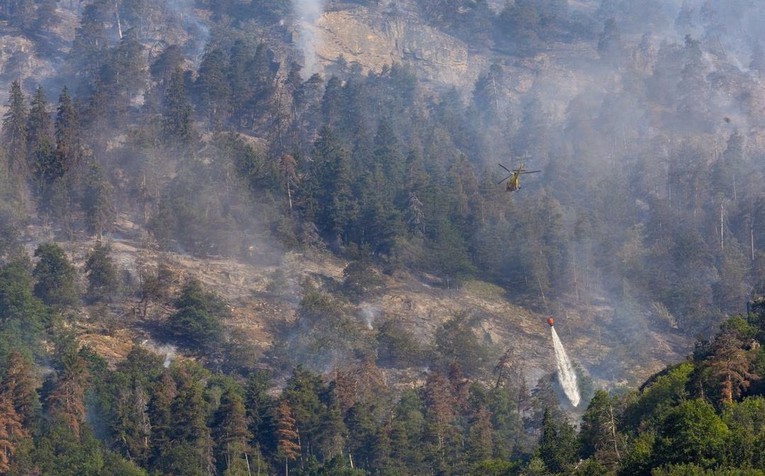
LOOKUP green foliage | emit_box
[32,243,79,308]
[270,282,375,372]
[579,389,624,468]
[2,81,28,191]
[651,463,764,476]
[375,320,431,368]
[342,259,383,298]
[168,278,227,351]
[81,163,114,238]
[32,424,106,476]
[654,399,729,469]
[434,312,490,376]
[10,4,765,476]
[469,458,519,475]
[148,140,267,258]
[538,408,578,473]
[162,67,196,146]
[622,362,694,430]
[0,259,47,353]
[84,241,118,303]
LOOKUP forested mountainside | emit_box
[2,0,765,474]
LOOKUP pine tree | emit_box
[0,351,32,473]
[2,351,38,429]
[167,365,213,475]
[148,370,176,470]
[0,386,23,472]
[26,86,54,185]
[53,87,81,178]
[84,240,118,303]
[579,389,623,469]
[162,68,195,146]
[465,404,493,466]
[0,261,47,353]
[168,278,226,351]
[2,81,28,192]
[68,0,112,85]
[706,318,757,405]
[316,391,347,462]
[32,243,79,308]
[227,40,255,129]
[372,119,405,200]
[213,386,253,475]
[422,370,457,469]
[81,162,114,238]
[308,127,358,246]
[111,374,152,466]
[46,341,89,439]
[282,366,326,461]
[196,48,231,129]
[538,408,578,473]
[105,27,147,122]
[146,45,185,112]
[275,399,300,475]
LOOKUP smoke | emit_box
[358,303,381,330]
[166,0,210,62]
[141,340,178,368]
[292,0,326,78]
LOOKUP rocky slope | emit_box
[51,221,690,392]
[0,1,699,394]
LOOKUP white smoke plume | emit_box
[359,303,381,330]
[292,0,326,78]
[167,0,210,62]
[141,340,179,368]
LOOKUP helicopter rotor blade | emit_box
[497,174,513,184]
[518,170,541,174]
[498,163,512,173]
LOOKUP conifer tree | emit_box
[196,48,231,129]
[0,385,23,472]
[275,399,300,475]
[538,408,578,473]
[167,366,213,475]
[227,40,255,129]
[111,374,152,466]
[422,370,457,468]
[162,68,195,147]
[0,351,32,473]
[148,370,176,470]
[26,86,54,188]
[2,81,28,192]
[213,386,253,475]
[68,0,112,85]
[307,127,357,246]
[46,341,89,439]
[2,351,38,429]
[579,389,623,469]
[465,404,493,466]
[105,27,147,121]
[81,162,114,239]
[84,240,118,303]
[32,243,79,308]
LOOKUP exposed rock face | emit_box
[312,5,488,89]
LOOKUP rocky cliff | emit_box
[311,4,488,89]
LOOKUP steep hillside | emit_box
[45,220,688,391]
[0,0,712,392]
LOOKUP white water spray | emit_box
[550,326,581,407]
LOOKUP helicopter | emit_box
[498,162,541,192]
